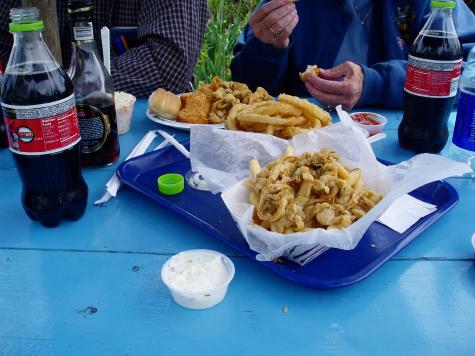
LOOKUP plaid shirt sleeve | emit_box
[111,0,209,97]
[0,0,20,68]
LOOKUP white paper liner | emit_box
[190,124,471,262]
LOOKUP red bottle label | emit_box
[1,94,81,155]
[404,56,462,98]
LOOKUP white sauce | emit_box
[165,253,229,293]
[114,91,135,107]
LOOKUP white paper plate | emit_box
[146,108,224,131]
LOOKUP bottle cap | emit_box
[432,1,456,9]
[9,21,44,32]
[9,7,44,32]
[158,173,185,195]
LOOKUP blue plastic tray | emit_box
[117,144,459,289]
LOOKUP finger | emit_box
[262,3,295,29]
[271,8,297,32]
[305,82,346,107]
[270,13,297,48]
[251,0,292,24]
[279,12,299,39]
[319,61,355,80]
[306,75,352,96]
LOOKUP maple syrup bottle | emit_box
[67,0,120,167]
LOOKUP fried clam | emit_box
[299,65,320,82]
[248,87,274,104]
[246,147,383,233]
[190,77,274,125]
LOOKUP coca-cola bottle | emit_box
[0,7,88,227]
[0,68,8,149]
[67,0,120,167]
[398,0,463,153]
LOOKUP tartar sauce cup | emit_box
[161,249,235,310]
[350,112,388,136]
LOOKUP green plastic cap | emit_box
[158,173,184,196]
[9,21,44,32]
[432,0,456,9]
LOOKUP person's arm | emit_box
[359,60,407,108]
[455,0,475,60]
[231,28,292,96]
[230,0,298,96]
[111,0,208,98]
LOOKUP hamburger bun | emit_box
[149,88,181,120]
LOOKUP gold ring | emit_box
[268,25,281,38]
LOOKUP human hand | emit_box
[304,61,364,111]
[249,0,299,49]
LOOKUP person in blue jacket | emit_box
[231,0,475,109]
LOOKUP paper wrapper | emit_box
[190,124,470,262]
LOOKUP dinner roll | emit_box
[149,88,181,120]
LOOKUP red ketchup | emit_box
[351,113,381,126]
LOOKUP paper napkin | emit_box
[378,194,437,233]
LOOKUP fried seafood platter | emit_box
[148,77,274,125]
[226,94,331,140]
[149,77,331,138]
[245,146,382,234]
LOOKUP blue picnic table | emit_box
[0,99,474,356]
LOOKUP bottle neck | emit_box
[6,30,59,74]
[426,7,457,35]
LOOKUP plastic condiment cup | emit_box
[350,112,388,136]
[161,249,235,310]
[115,91,136,135]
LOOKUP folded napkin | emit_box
[378,194,437,233]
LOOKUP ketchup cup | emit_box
[350,112,388,136]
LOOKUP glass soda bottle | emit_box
[0,7,88,227]
[442,45,475,175]
[67,0,120,167]
[0,71,8,149]
[398,0,463,153]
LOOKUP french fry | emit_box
[284,145,294,156]
[226,103,248,131]
[249,159,261,182]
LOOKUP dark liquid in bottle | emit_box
[0,69,6,147]
[0,111,7,148]
[399,33,462,153]
[1,64,88,227]
[77,92,119,167]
